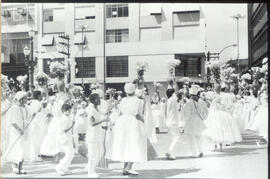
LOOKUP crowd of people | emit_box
[0,59,268,177]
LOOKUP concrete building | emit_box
[247,3,268,67]
[2,3,207,95]
[1,3,40,83]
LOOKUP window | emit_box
[43,58,64,74]
[75,6,95,20]
[106,29,128,43]
[106,4,128,18]
[176,11,200,24]
[175,56,202,77]
[75,57,96,78]
[43,10,53,22]
[106,56,128,77]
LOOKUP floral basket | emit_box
[207,61,221,84]
[167,59,181,77]
[153,81,162,92]
[49,61,67,79]
[35,72,49,86]
[136,61,149,76]
[16,75,28,91]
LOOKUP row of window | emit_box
[42,56,201,78]
[43,6,199,22]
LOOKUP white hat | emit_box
[15,91,28,101]
[92,89,104,98]
[124,83,135,94]
[189,85,199,95]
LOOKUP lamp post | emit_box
[231,13,245,75]
[23,29,35,92]
[218,43,238,59]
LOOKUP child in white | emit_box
[55,103,75,176]
[86,93,109,177]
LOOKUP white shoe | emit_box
[126,169,139,175]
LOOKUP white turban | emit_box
[92,89,104,99]
[124,83,135,94]
[15,91,28,101]
[189,85,199,95]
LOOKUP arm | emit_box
[64,121,75,133]
[11,123,24,135]
[90,116,109,127]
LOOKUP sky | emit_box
[201,3,248,61]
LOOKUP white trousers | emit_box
[56,142,74,173]
[87,141,103,174]
[188,135,203,156]
[168,126,181,155]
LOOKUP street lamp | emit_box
[218,43,237,57]
[231,13,245,74]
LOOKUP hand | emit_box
[19,129,24,135]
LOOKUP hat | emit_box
[15,91,28,101]
[124,83,135,94]
[189,85,199,95]
[92,89,104,98]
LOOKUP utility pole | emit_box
[231,13,245,75]
[57,33,71,83]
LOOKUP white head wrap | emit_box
[92,89,104,99]
[124,83,135,94]
[15,91,28,101]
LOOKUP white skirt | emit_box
[204,109,242,144]
[111,114,147,162]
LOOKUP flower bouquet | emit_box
[35,72,49,86]
[153,81,162,92]
[208,61,221,84]
[16,75,28,91]
[106,88,117,98]
[49,61,67,79]
[167,59,181,77]
[136,61,149,77]
[90,82,101,90]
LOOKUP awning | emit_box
[41,35,54,46]
[150,7,162,15]
[73,33,86,45]
[173,5,200,13]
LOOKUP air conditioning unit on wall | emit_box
[1,10,11,17]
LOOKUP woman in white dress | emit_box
[112,83,147,175]
[40,80,69,157]
[151,92,162,133]
[180,85,207,157]
[28,90,48,162]
[204,84,242,151]
[248,91,268,141]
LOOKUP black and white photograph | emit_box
[0,2,268,178]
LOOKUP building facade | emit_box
[2,3,207,95]
[1,3,40,83]
[248,3,268,67]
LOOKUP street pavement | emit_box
[1,129,268,179]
